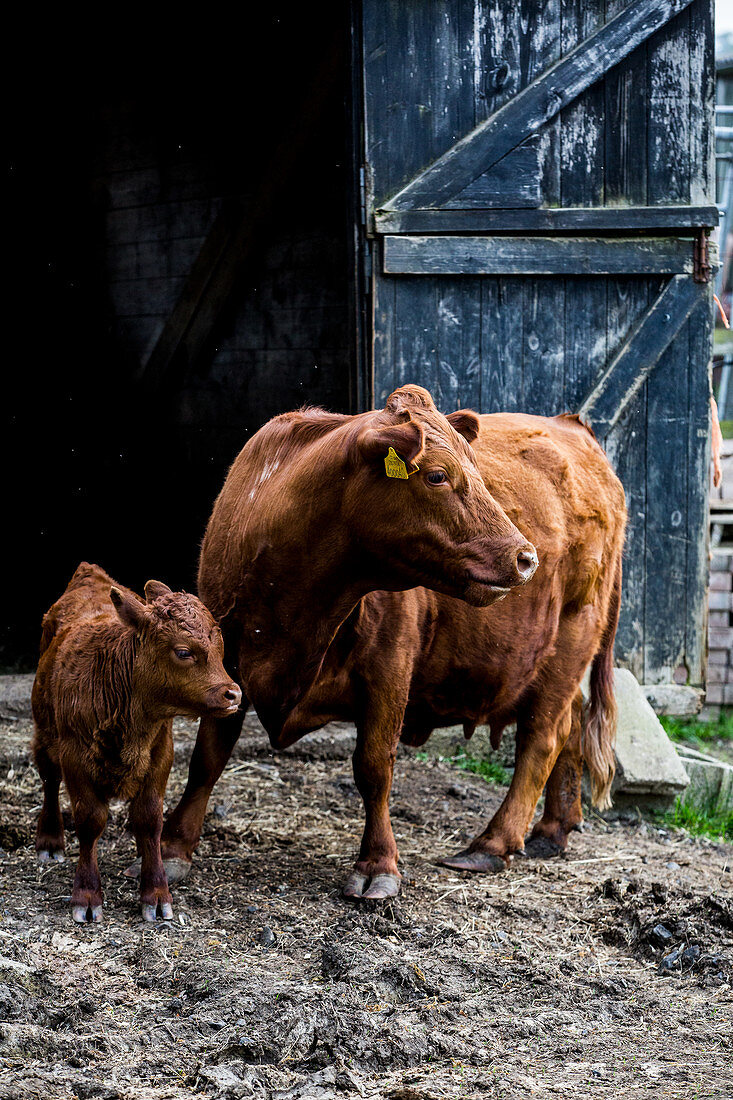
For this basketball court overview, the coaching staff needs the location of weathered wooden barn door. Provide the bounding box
[358,0,716,690]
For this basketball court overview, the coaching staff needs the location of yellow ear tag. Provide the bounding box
[384,447,419,479]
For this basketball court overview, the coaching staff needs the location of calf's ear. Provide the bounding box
[144,579,172,603]
[447,409,480,444]
[110,587,148,631]
[357,417,425,467]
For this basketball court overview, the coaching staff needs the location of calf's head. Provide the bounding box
[346,385,537,607]
[110,582,242,717]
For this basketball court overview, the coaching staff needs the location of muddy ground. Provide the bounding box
[0,710,732,1100]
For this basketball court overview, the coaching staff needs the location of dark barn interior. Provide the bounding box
[4,11,356,666]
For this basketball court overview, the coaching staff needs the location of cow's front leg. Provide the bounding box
[442,702,573,873]
[65,773,108,923]
[523,691,584,858]
[344,701,405,901]
[157,706,246,879]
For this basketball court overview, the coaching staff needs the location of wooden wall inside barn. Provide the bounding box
[4,12,354,666]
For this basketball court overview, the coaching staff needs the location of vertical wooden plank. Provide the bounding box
[522,279,565,415]
[688,0,715,206]
[685,288,713,685]
[563,277,607,411]
[643,310,690,683]
[604,278,658,680]
[604,0,647,206]
[436,280,482,410]
[480,278,524,414]
[373,271,396,406]
[392,276,439,397]
[524,0,562,207]
[473,1,523,125]
[560,0,605,207]
[647,5,691,205]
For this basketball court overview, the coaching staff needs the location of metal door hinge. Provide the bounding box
[693,229,711,284]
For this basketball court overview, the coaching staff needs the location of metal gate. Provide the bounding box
[357,0,717,689]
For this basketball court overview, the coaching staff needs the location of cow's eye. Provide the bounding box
[174,647,194,661]
[426,470,448,486]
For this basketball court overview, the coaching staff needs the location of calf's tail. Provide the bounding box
[583,552,622,810]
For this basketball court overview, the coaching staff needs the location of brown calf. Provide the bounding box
[32,563,241,922]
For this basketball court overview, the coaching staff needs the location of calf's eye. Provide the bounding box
[174,647,194,661]
[426,470,448,486]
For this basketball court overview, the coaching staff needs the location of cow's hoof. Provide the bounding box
[520,836,565,860]
[440,848,507,873]
[37,849,65,864]
[72,904,103,924]
[141,901,174,922]
[343,871,401,900]
[125,858,191,885]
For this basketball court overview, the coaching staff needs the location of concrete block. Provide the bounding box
[710,571,732,591]
[711,549,733,571]
[675,746,733,818]
[611,669,689,801]
[707,649,729,666]
[709,589,733,611]
[709,628,733,649]
[708,589,730,616]
[640,683,703,716]
[0,674,34,721]
[709,610,730,627]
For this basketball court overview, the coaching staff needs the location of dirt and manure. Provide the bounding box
[0,712,731,1099]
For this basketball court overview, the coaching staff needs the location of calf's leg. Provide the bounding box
[523,691,584,858]
[33,739,65,862]
[159,707,246,875]
[65,774,108,923]
[129,724,175,921]
[344,698,405,901]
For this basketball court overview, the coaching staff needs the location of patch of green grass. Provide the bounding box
[659,712,733,748]
[415,749,511,786]
[448,752,512,786]
[660,796,733,842]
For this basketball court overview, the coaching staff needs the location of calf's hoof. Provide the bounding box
[343,871,401,900]
[520,835,565,860]
[125,857,192,885]
[37,849,65,864]
[141,901,174,922]
[71,904,103,924]
[440,848,507,873]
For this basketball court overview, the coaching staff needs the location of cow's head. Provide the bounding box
[346,385,537,607]
[110,582,242,717]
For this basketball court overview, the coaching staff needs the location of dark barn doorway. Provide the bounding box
[4,10,357,666]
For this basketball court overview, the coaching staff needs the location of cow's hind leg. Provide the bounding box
[523,690,584,859]
[33,737,66,862]
[65,774,108,923]
[442,695,573,873]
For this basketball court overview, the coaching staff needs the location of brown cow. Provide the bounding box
[32,563,241,922]
[156,385,624,899]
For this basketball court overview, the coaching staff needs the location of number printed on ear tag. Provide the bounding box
[384,447,409,479]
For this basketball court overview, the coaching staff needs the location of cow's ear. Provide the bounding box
[357,417,425,468]
[447,409,480,445]
[110,587,148,630]
[144,579,172,603]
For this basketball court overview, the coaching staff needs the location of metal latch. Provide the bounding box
[693,228,711,284]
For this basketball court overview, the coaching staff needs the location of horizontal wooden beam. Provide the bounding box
[374,205,719,235]
[383,0,695,211]
[577,275,708,433]
[382,235,696,276]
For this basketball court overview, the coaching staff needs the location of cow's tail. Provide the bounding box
[583,552,622,811]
